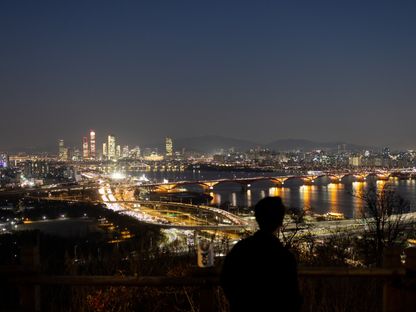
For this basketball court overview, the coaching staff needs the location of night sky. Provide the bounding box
[1,1,416,150]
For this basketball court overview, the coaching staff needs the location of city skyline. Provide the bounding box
[2,1,416,150]
[0,132,412,154]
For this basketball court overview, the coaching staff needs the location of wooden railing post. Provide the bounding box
[187,266,217,312]
[19,245,41,312]
[401,247,416,311]
[382,247,402,312]
[382,247,416,312]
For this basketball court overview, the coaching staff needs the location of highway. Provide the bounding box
[98,183,248,231]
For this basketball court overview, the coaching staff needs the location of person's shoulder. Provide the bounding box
[231,235,255,250]
[278,245,297,265]
[227,235,257,255]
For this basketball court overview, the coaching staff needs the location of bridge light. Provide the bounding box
[311,180,315,183]
[163,179,169,184]
[209,186,213,190]
[111,172,126,180]
[247,184,251,188]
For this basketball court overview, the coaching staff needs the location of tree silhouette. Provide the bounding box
[355,183,410,266]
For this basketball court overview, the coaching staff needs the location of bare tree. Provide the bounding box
[355,183,410,265]
[280,206,311,249]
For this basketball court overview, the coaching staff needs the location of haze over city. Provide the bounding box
[2,1,416,150]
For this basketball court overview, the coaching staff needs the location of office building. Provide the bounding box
[130,146,141,159]
[58,139,67,161]
[103,143,107,159]
[0,153,9,168]
[122,145,129,158]
[165,137,173,157]
[82,137,89,160]
[108,135,116,160]
[90,130,96,160]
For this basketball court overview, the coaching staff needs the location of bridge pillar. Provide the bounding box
[271,179,284,187]
[240,183,251,192]
[329,176,343,184]
[201,182,219,193]
[302,178,313,185]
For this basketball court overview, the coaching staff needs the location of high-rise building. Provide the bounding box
[108,135,116,160]
[103,143,108,159]
[82,137,89,160]
[349,156,362,167]
[0,153,9,168]
[73,149,81,161]
[165,137,173,157]
[383,147,390,159]
[116,145,121,159]
[122,145,129,158]
[90,130,96,160]
[130,146,141,159]
[58,139,67,161]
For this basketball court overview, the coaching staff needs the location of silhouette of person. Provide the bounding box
[220,197,301,312]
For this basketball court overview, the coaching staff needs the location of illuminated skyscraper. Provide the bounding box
[108,135,116,160]
[116,145,121,159]
[0,153,9,168]
[103,143,107,159]
[122,145,129,158]
[58,139,66,161]
[90,130,96,160]
[165,137,173,157]
[130,146,141,159]
[83,137,89,160]
[73,149,81,161]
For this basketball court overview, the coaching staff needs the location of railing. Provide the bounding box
[2,247,416,312]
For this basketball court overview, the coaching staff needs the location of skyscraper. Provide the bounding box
[122,145,129,158]
[90,130,96,160]
[73,149,81,161]
[165,137,173,157]
[130,146,141,159]
[58,139,66,161]
[108,135,116,160]
[0,153,9,168]
[116,145,121,159]
[83,137,89,160]
[103,143,107,160]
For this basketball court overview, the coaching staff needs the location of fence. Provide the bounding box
[2,247,416,312]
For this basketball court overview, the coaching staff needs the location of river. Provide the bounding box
[132,170,416,219]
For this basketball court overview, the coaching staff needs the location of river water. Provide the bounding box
[133,170,416,219]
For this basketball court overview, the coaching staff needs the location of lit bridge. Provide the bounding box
[139,171,406,193]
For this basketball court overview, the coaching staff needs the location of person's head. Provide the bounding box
[254,197,285,233]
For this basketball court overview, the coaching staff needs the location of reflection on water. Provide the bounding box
[327,183,340,213]
[208,179,416,219]
[209,192,221,206]
[299,185,312,212]
[231,193,237,207]
[246,190,252,207]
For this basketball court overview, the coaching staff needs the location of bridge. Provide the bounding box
[139,171,407,192]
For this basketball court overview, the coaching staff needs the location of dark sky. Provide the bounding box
[1,0,416,150]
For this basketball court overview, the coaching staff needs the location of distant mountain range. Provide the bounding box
[173,135,373,154]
